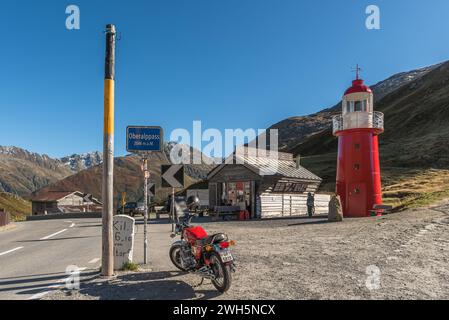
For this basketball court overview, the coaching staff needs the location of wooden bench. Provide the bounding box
[212,206,242,221]
[369,204,393,216]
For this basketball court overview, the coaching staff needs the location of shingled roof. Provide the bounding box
[208,147,322,182]
[29,190,102,205]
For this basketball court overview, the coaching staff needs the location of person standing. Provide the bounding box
[307,192,315,218]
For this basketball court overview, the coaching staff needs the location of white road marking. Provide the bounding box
[69,223,75,228]
[88,258,100,264]
[0,246,24,257]
[40,229,67,240]
[28,291,51,300]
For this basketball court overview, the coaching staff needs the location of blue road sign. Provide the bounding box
[126,126,163,153]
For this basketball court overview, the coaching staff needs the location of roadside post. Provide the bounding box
[142,159,149,264]
[126,126,163,264]
[102,24,116,277]
[161,165,185,233]
[171,187,175,232]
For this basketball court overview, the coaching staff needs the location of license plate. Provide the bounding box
[219,250,234,263]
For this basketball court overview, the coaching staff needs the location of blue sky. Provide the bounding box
[1,0,449,158]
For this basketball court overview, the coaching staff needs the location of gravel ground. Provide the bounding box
[45,201,449,300]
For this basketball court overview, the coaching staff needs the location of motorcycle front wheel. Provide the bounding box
[210,252,232,293]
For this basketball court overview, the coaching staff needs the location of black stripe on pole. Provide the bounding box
[105,24,116,80]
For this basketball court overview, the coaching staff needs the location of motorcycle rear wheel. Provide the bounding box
[169,244,188,271]
[210,252,232,293]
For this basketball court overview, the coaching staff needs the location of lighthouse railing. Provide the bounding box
[332,115,344,133]
[373,111,384,130]
[332,111,384,134]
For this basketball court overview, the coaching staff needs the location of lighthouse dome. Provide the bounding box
[344,79,372,96]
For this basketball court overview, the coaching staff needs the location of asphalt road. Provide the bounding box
[0,216,174,300]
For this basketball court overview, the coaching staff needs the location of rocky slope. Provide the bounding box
[60,152,103,172]
[0,146,74,196]
[0,147,104,196]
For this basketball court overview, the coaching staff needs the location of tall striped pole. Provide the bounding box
[102,24,116,277]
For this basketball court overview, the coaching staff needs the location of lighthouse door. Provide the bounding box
[348,182,367,217]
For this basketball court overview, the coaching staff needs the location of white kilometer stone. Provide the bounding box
[113,215,135,270]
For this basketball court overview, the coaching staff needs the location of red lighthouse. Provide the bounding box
[333,68,384,217]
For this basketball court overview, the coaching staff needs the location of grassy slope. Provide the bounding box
[0,193,31,221]
[303,154,449,211]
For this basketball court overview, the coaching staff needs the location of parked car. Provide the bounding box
[136,202,145,214]
[117,202,142,217]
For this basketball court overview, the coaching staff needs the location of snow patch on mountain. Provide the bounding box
[60,152,103,171]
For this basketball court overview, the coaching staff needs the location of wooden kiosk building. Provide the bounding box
[207,147,329,219]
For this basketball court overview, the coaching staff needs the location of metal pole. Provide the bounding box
[101,24,116,277]
[171,187,175,233]
[143,158,149,264]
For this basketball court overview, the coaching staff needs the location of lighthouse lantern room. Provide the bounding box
[333,67,384,217]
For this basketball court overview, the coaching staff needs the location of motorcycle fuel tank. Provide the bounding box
[184,226,208,241]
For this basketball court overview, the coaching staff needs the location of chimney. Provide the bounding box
[295,155,301,168]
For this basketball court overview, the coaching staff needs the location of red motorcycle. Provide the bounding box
[169,197,236,293]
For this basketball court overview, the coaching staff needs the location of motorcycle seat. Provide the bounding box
[203,233,228,245]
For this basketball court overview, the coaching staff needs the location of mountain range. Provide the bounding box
[0,146,102,195]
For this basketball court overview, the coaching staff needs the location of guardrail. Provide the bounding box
[26,212,101,221]
[332,111,384,134]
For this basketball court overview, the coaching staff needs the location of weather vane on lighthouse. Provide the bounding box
[352,64,362,80]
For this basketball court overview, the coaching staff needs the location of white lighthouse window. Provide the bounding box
[353,100,368,112]
[346,101,354,113]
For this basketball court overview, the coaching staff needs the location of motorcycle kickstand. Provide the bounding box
[192,277,205,288]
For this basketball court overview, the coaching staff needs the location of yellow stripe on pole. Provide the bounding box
[104,79,115,134]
